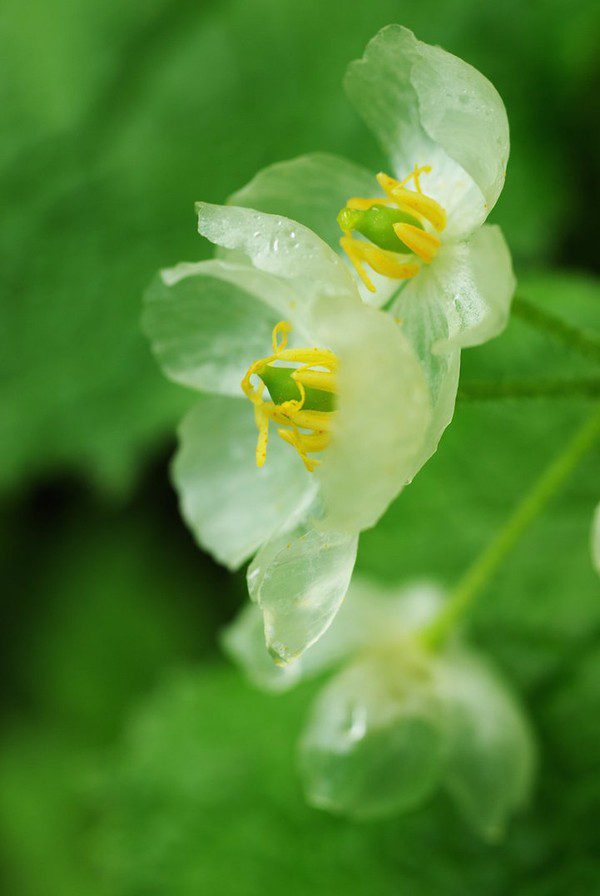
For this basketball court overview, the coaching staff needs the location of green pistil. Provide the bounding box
[258,365,335,412]
[337,203,423,252]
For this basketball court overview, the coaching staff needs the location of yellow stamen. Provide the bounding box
[292,367,337,393]
[241,321,338,472]
[338,164,447,294]
[281,430,331,452]
[276,347,339,370]
[376,172,447,232]
[271,407,334,432]
[401,163,431,193]
[277,429,330,473]
[393,223,441,264]
[346,196,392,211]
[272,319,292,351]
[340,234,419,293]
[254,404,270,468]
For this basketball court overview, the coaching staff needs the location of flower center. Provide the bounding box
[337,164,447,293]
[241,321,338,473]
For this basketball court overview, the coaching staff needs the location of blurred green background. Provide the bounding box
[1,1,599,893]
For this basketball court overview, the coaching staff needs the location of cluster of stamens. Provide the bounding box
[338,164,447,292]
[241,322,338,473]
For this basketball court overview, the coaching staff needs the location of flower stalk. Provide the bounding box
[512,296,600,366]
[458,377,600,401]
[422,404,600,648]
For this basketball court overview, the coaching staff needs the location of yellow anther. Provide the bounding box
[346,196,392,211]
[284,430,331,452]
[340,234,419,293]
[393,223,441,264]
[254,405,270,468]
[400,163,432,192]
[270,406,334,432]
[376,172,446,232]
[278,429,331,473]
[292,367,337,393]
[391,188,447,233]
[276,347,339,371]
[376,171,402,199]
[339,164,447,293]
[241,321,338,472]
[272,320,291,351]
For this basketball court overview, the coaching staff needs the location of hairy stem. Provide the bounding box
[421,404,600,648]
[512,296,600,366]
[458,377,600,401]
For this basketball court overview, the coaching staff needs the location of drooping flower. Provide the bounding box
[224,579,535,839]
[227,25,516,460]
[144,204,432,665]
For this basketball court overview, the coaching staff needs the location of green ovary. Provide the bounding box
[258,365,335,412]
[337,204,423,252]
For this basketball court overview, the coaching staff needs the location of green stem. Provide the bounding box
[458,377,600,401]
[512,296,600,366]
[421,404,600,648]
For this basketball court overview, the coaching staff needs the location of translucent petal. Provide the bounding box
[247,520,358,665]
[173,395,315,570]
[345,25,509,236]
[439,649,536,840]
[196,203,359,332]
[225,153,389,307]
[392,282,461,478]
[313,300,431,531]
[592,504,600,575]
[393,224,515,353]
[221,602,305,693]
[143,260,301,395]
[227,153,375,257]
[221,598,359,693]
[300,654,446,819]
[223,578,444,692]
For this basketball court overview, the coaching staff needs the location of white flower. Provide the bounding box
[144,205,432,664]
[227,24,516,463]
[144,24,516,666]
[224,579,535,838]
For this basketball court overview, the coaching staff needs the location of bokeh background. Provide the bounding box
[2,1,599,893]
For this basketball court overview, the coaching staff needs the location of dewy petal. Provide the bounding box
[225,154,390,308]
[592,503,600,576]
[143,259,303,395]
[173,395,315,571]
[246,520,358,666]
[223,578,444,693]
[196,203,360,331]
[227,153,375,257]
[394,224,515,353]
[221,603,306,693]
[345,25,509,236]
[313,300,431,532]
[299,654,446,819]
[221,595,363,694]
[438,648,535,840]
